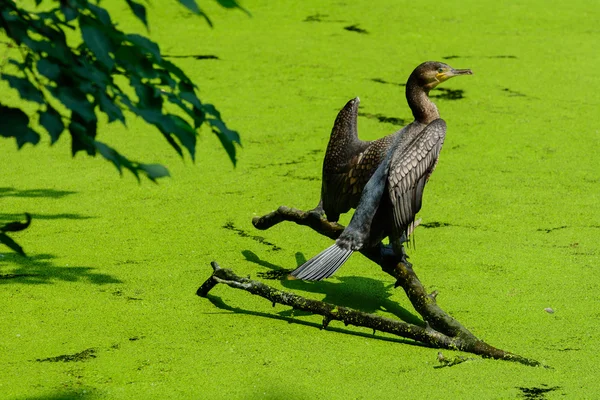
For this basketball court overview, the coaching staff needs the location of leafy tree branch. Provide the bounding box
[0,0,245,181]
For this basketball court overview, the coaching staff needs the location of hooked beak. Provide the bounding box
[448,68,473,76]
[436,68,473,83]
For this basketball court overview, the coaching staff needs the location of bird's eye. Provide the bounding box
[437,68,444,73]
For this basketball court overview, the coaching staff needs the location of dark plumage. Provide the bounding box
[318,61,471,223]
[294,62,472,281]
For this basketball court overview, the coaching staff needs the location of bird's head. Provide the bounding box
[410,61,472,91]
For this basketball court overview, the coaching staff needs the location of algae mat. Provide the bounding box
[1,0,599,398]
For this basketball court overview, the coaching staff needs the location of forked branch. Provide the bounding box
[196,206,543,366]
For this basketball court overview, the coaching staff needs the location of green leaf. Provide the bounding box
[208,118,241,144]
[94,140,124,174]
[179,0,213,28]
[208,118,241,166]
[157,70,176,88]
[161,59,190,82]
[139,164,170,181]
[157,129,183,157]
[23,36,68,60]
[1,11,29,45]
[37,58,61,81]
[153,114,196,159]
[87,3,113,26]
[1,73,45,104]
[164,92,202,127]
[94,141,170,182]
[180,89,203,110]
[70,58,110,92]
[192,106,205,129]
[165,114,197,160]
[39,106,65,144]
[8,58,25,70]
[80,15,114,70]
[17,128,41,148]
[201,103,222,119]
[214,0,239,8]
[50,86,96,122]
[116,45,157,79]
[126,34,161,61]
[60,2,79,22]
[69,113,97,156]
[177,0,202,16]
[0,104,40,148]
[215,0,251,14]
[33,18,67,43]
[0,233,26,256]
[125,0,148,29]
[98,93,125,124]
[131,77,162,109]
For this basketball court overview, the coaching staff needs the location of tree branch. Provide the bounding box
[254,206,544,365]
[198,261,542,366]
[252,206,344,240]
[253,206,474,338]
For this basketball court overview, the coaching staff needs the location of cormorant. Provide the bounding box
[317,61,471,223]
[293,61,472,280]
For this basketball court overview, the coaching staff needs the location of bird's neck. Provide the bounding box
[406,78,439,125]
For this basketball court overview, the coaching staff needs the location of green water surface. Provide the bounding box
[1,1,599,398]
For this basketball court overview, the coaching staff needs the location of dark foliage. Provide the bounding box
[0,0,247,181]
[0,0,247,254]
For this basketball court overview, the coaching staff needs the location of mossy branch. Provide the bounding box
[198,261,541,366]
[197,206,544,366]
[253,207,476,339]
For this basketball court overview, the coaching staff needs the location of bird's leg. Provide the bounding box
[307,199,326,220]
[391,233,412,269]
[399,244,412,268]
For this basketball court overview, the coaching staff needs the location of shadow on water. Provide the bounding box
[0,212,93,222]
[206,294,423,347]
[517,385,561,399]
[0,187,77,199]
[241,250,423,326]
[0,253,122,285]
[163,54,219,60]
[0,187,93,222]
[14,390,100,400]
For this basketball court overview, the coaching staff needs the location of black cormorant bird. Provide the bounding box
[317,61,472,223]
[293,61,472,280]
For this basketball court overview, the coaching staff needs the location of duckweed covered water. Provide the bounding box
[1,1,599,398]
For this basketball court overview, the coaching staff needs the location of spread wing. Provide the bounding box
[387,119,447,239]
[292,148,395,281]
[322,134,395,220]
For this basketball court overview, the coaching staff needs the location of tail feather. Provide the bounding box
[291,244,354,281]
[316,246,349,280]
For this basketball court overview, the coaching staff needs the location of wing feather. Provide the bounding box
[387,119,447,240]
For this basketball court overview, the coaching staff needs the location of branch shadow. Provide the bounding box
[0,253,122,285]
[14,390,100,400]
[241,250,424,326]
[205,294,427,348]
[0,212,94,222]
[0,187,77,199]
[1,186,92,223]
